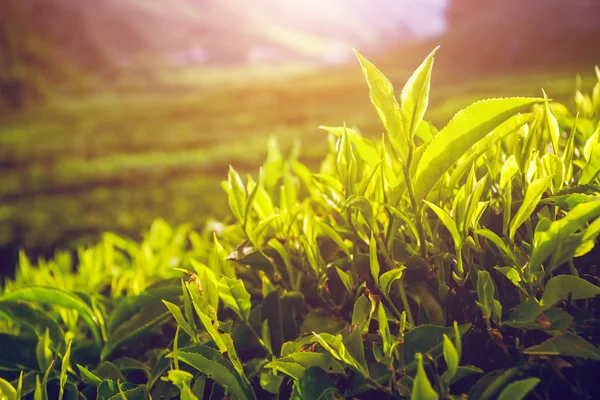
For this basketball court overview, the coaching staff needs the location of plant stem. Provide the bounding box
[376,236,415,326]
[245,321,273,358]
[403,146,428,261]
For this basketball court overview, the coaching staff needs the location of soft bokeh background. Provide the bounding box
[1,0,599,272]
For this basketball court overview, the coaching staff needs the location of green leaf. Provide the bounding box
[400,46,439,139]
[1,287,101,344]
[228,166,247,222]
[408,283,446,326]
[579,143,600,185]
[264,360,305,380]
[218,276,251,322]
[0,302,66,355]
[442,334,458,384]
[509,176,553,241]
[404,323,471,370]
[500,155,520,190]
[101,301,172,360]
[290,366,343,400]
[449,365,483,386]
[334,267,353,295]
[0,378,17,400]
[497,378,540,400]
[193,303,227,353]
[411,353,438,400]
[262,290,303,356]
[171,345,256,400]
[523,332,600,360]
[312,332,366,376]
[476,229,519,267]
[106,286,181,334]
[504,299,572,331]
[354,50,407,162]
[530,199,600,273]
[576,216,600,256]
[379,267,406,297]
[260,372,284,395]
[494,266,522,290]
[165,370,199,400]
[376,302,393,355]
[351,293,375,335]
[424,201,461,249]
[36,359,54,400]
[77,364,102,386]
[475,270,501,322]
[413,97,543,200]
[279,353,345,375]
[540,275,600,310]
[369,233,380,285]
[58,340,72,400]
[163,300,196,340]
[35,329,53,372]
[341,195,375,230]
[317,221,351,258]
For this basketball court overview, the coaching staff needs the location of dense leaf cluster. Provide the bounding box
[1,49,600,399]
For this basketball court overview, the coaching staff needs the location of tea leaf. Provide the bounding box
[379,267,406,297]
[579,143,600,185]
[530,199,600,273]
[411,353,438,400]
[1,287,101,344]
[424,201,461,249]
[290,366,343,400]
[354,50,407,162]
[414,97,544,200]
[0,302,66,354]
[509,176,553,241]
[280,353,345,375]
[442,334,459,384]
[228,166,247,222]
[369,233,380,285]
[218,276,251,322]
[163,300,196,340]
[35,329,53,372]
[102,302,172,360]
[170,345,256,400]
[540,275,600,310]
[0,378,17,400]
[352,293,375,335]
[165,370,199,400]
[497,378,540,400]
[404,323,471,369]
[400,46,438,139]
[523,332,600,360]
[58,340,72,400]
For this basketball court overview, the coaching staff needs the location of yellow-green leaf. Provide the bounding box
[400,47,439,139]
[413,97,544,200]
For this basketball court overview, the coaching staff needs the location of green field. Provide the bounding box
[0,59,596,256]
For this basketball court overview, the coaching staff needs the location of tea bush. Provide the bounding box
[1,48,600,399]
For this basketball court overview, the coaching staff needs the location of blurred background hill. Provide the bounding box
[1,0,599,272]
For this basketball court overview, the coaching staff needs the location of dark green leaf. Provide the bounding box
[497,378,540,400]
[290,366,343,400]
[404,323,471,370]
[523,332,600,360]
[170,345,256,400]
[540,275,600,310]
